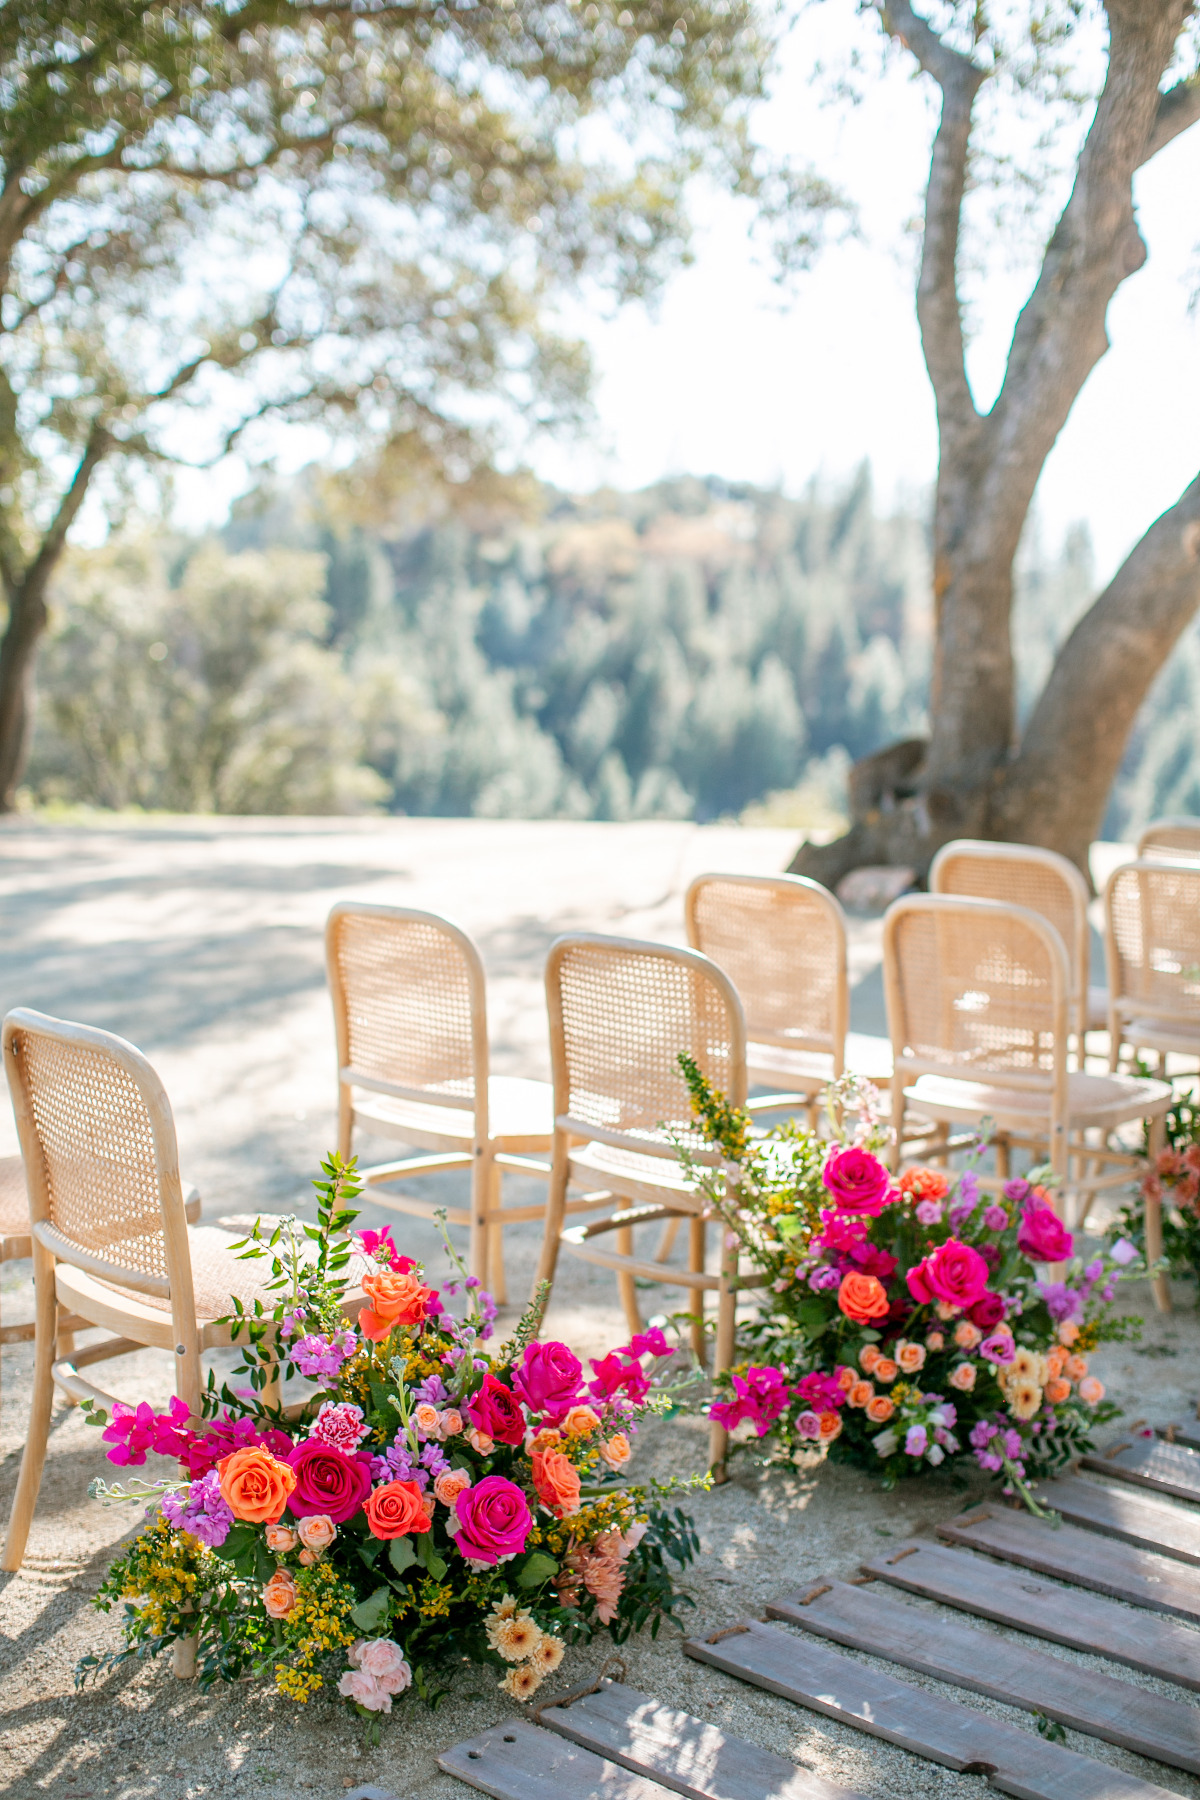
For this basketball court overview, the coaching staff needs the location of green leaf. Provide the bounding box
[515,1551,559,1590]
[211,1522,257,1566]
[388,1535,417,1575]
[416,1533,448,1581]
[350,1586,391,1632]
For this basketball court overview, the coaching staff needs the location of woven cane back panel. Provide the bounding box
[331,911,476,1099]
[1109,863,1200,1018]
[888,907,1060,1075]
[16,1029,169,1280]
[1138,822,1200,861]
[933,851,1081,983]
[555,944,741,1151]
[689,878,840,1048]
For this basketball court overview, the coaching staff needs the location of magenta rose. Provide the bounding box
[969,1291,1007,1330]
[452,1475,532,1565]
[511,1341,583,1419]
[466,1372,526,1446]
[286,1440,374,1522]
[822,1147,891,1216]
[906,1238,989,1312]
[1017,1204,1074,1263]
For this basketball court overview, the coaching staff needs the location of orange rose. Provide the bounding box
[1064,1354,1089,1381]
[359,1267,436,1341]
[847,1380,874,1409]
[866,1395,895,1424]
[817,1410,842,1442]
[1058,1320,1080,1346]
[1078,1376,1105,1405]
[859,1345,882,1373]
[297,1514,336,1552]
[218,1446,297,1525]
[562,1405,601,1437]
[1044,1377,1071,1404]
[874,1358,898,1384]
[529,1427,563,1453]
[838,1273,889,1326]
[434,1469,471,1507]
[532,1447,582,1517]
[265,1523,297,1554]
[1045,1347,1067,1378]
[364,1478,433,1540]
[898,1167,950,1202]
[949,1362,976,1392]
[601,1432,632,1470]
[441,1409,464,1436]
[262,1568,297,1619]
[414,1403,442,1437]
[836,1365,856,1392]
[896,1340,926,1373]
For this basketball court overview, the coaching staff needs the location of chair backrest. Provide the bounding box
[545,935,746,1161]
[1104,859,1200,1027]
[883,895,1070,1094]
[326,903,489,1128]
[1137,818,1200,862]
[2,1008,194,1309]
[685,872,847,1063]
[929,839,1089,1033]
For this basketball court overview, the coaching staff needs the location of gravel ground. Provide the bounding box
[0,816,1197,1800]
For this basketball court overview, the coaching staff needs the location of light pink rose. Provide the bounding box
[796,1410,822,1441]
[358,1638,413,1694]
[441,1409,464,1436]
[338,1668,392,1712]
[297,1513,337,1552]
[434,1469,471,1507]
[264,1524,297,1554]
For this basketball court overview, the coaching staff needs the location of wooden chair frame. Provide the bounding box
[883,896,1172,1309]
[1104,858,1200,1075]
[534,933,764,1475]
[929,838,1099,1045]
[0,1011,270,1600]
[1137,818,1200,862]
[685,871,849,1127]
[327,902,555,1303]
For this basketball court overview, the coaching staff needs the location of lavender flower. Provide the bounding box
[414,1374,448,1406]
[420,1442,449,1478]
[161,1470,234,1548]
[1036,1281,1083,1323]
[291,1329,356,1381]
[982,1205,1008,1231]
[904,1425,928,1457]
[1110,1237,1138,1266]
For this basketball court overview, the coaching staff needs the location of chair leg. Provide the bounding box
[486,1161,507,1307]
[889,1078,905,1174]
[616,1220,642,1338]
[708,1234,739,1482]
[994,1134,1010,1179]
[654,1216,682,1264]
[533,1137,570,1299]
[1,1247,58,1571]
[689,1217,706,1366]
[468,1148,490,1286]
[1146,1112,1172,1314]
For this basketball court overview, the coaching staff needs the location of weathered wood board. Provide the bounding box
[767,1577,1200,1775]
[540,1678,869,1800]
[1159,1423,1200,1454]
[439,1718,678,1800]
[938,1503,1200,1621]
[1082,1437,1200,1505]
[685,1620,1183,1800]
[1031,1475,1200,1565]
[861,1538,1200,1692]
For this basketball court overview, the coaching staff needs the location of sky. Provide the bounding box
[527,10,1200,587]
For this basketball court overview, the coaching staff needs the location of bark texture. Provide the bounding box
[792,0,1200,887]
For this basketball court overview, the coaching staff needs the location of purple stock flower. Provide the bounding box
[415,1374,448,1406]
[291,1330,357,1381]
[161,1470,234,1548]
[808,1266,841,1292]
[982,1205,1008,1231]
[915,1199,943,1226]
[371,1441,429,1489]
[1002,1178,1032,1204]
[420,1441,449,1478]
[1037,1281,1083,1323]
[969,1420,997,1449]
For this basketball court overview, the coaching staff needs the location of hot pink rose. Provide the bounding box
[452,1475,532,1565]
[286,1440,374,1523]
[822,1147,891,1216]
[465,1373,525,1446]
[511,1341,583,1419]
[1017,1204,1074,1263]
[906,1238,989,1312]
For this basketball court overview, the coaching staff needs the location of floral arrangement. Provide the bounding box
[677,1059,1143,1506]
[80,1156,701,1718]
[1119,1081,1200,1288]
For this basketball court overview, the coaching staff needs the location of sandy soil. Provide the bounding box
[0,816,1196,1800]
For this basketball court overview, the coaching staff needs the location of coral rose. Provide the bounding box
[562,1405,601,1436]
[601,1432,632,1469]
[466,1373,526,1446]
[531,1447,582,1517]
[365,1479,433,1540]
[836,1365,856,1392]
[434,1469,471,1507]
[823,1147,892,1215]
[414,1403,442,1438]
[1078,1376,1105,1405]
[262,1568,297,1619]
[358,1266,436,1341]
[865,1395,895,1424]
[1058,1320,1080,1346]
[954,1320,982,1350]
[218,1446,297,1524]
[859,1345,882,1373]
[1044,1377,1071,1404]
[873,1358,898,1384]
[441,1409,464,1436]
[896,1340,926,1373]
[287,1440,373,1523]
[296,1513,337,1552]
[847,1380,874,1408]
[453,1476,533,1566]
[949,1362,976,1391]
[837,1272,889,1325]
[265,1523,297,1553]
[1064,1353,1088,1381]
[817,1410,843,1442]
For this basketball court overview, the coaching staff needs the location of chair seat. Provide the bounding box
[1085,984,1110,1033]
[904,1069,1172,1133]
[352,1074,554,1152]
[846,1032,894,1082]
[747,1042,835,1090]
[1119,1015,1200,1056]
[567,1139,700,1210]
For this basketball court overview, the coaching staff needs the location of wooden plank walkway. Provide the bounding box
[938,1503,1200,1621]
[539,1679,870,1800]
[1031,1474,1200,1565]
[1159,1422,1200,1453]
[1082,1437,1200,1505]
[767,1577,1200,1776]
[439,1718,678,1800]
[862,1537,1200,1690]
[685,1620,1182,1800]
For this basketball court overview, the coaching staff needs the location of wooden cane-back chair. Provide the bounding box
[883,896,1172,1306]
[1137,818,1200,861]
[685,872,848,1124]
[0,1010,286,1580]
[0,1157,33,1416]
[929,839,1103,1042]
[1105,859,1200,1073]
[535,934,757,1473]
[327,903,554,1302]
